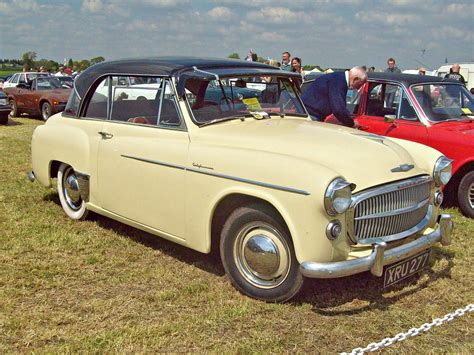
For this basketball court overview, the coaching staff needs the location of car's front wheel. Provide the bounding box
[41,102,52,120]
[220,204,303,302]
[57,163,89,220]
[458,171,474,218]
[9,99,18,118]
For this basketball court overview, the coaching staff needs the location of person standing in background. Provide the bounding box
[385,58,401,74]
[445,64,466,85]
[280,52,292,71]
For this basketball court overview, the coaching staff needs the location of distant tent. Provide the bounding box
[324,68,334,73]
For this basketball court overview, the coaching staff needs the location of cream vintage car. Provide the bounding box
[29,57,454,302]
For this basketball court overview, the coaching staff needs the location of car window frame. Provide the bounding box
[79,74,187,131]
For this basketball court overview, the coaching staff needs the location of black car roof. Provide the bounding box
[75,56,300,98]
[367,72,460,86]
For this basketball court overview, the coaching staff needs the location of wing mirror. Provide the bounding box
[384,114,396,124]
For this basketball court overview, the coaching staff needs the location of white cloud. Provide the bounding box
[82,0,103,12]
[248,7,307,24]
[142,0,188,7]
[258,31,288,42]
[355,11,420,25]
[208,6,233,19]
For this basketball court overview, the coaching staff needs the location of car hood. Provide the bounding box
[192,118,430,191]
[432,120,474,135]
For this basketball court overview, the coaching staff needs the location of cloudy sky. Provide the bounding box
[0,0,473,70]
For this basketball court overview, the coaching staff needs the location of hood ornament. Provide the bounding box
[391,164,414,172]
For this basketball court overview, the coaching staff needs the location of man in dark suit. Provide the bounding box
[301,66,367,127]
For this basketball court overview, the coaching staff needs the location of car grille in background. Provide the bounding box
[350,177,432,244]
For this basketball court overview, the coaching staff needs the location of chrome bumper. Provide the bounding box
[300,214,453,279]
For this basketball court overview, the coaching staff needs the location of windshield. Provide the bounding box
[410,83,474,122]
[185,75,306,125]
[36,77,63,90]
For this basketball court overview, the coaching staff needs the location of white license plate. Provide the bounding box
[383,250,431,288]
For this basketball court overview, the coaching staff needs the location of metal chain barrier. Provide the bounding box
[342,303,474,354]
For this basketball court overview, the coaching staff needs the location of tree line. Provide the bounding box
[0,52,105,72]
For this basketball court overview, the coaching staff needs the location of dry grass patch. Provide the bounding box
[0,117,472,353]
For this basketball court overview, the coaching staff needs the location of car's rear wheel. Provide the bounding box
[9,99,18,118]
[458,171,474,218]
[220,204,303,302]
[57,163,89,220]
[41,102,52,120]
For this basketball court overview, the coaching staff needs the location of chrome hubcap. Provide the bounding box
[234,222,290,289]
[63,167,82,210]
[469,182,474,209]
[42,104,51,119]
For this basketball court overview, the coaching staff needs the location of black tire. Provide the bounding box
[220,203,303,302]
[457,171,474,218]
[0,113,7,125]
[9,99,18,118]
[41,101,52,121]
[57,163,89,220]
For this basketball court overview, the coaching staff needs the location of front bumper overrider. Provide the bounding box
[300,214,453,278]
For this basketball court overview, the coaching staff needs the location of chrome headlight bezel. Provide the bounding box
[433,156,453,187]
[324,178,355,216]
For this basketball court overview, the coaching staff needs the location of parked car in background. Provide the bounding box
[4,76,71,120]
[302,73,474,218]
[0,91,9,124]
[29,57,453,302]
[436,63,474,90]
[3,72,50,89]
[57,76,74,88]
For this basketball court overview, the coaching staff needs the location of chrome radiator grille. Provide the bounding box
[349,176,432,244]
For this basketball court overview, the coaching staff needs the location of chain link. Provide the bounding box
[342,303,474,354]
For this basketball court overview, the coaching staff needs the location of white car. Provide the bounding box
[3,72,51,89]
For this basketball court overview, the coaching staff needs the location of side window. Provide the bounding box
[366,83,401,117]
[366,83,384,116]
[346,88,360,114]
[158,80,182,127]
[64,90,80,117]
[84,76,109,120]
[19,74,27,84]
[110,75,162,125]
[11,74,20,84]
[399,92,418,121]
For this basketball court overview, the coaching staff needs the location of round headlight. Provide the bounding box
[324,178,354,215]
[433,156,453,187]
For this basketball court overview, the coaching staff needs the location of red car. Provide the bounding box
[302,73,474,217]
[5,76,71,120]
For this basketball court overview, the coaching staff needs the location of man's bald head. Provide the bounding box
[349,66,368,89]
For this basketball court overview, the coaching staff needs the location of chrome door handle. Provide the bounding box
[98,131,114,139]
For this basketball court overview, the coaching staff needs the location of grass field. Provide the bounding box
[0,116,472,353]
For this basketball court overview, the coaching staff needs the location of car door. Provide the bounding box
[97,76,189,239]
[357,82,428,145]
[22,79,39,113]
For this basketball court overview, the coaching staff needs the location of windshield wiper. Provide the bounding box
[199,114,255,127]
[199,112,273,127]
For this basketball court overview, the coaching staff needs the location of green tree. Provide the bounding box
[67,58,73,68]
[251,52,258,62]
[21,51,37,71]
[228,53,240,59]
[79,59,91,70]
[90,56,105,65]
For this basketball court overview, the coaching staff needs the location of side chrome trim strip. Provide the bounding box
[121,154,310,196]
[121,155,185,171]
